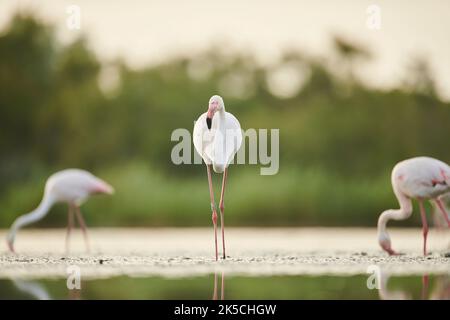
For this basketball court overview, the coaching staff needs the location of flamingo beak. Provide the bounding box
[93,182,115,195]
[206,116,212,130]
[102,183,115,195]
[7,240,15,253]
[379,240,398,256]
[206,103,217,130]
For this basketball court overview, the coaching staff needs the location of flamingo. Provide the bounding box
[193,95,242,260]
[6,169,114,253]
[378,157,450,256]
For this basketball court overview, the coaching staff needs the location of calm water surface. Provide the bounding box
[0,273,448,300]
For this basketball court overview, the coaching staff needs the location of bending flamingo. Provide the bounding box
[6,169,114,253]
[378,157,450,256]
[193,95,242,260]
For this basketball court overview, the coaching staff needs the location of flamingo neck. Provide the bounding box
[377,191,412,237]
[7,193,55,244]
[378,209,401,235]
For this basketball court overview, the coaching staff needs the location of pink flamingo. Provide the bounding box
[6,169,114,253]
[378,157,450,256]
[193,95,242,260]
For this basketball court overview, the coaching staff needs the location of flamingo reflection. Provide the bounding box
[212,270,225,300]
[12,279,51,300]
[378,271,449,300]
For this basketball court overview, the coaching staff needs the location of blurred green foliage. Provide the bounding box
[1,13,449,227]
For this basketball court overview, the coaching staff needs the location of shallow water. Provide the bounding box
[0,228,448,299]
[0,273,448,300]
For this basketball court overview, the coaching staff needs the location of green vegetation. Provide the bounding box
[1,13,449,227]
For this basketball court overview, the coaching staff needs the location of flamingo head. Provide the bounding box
[206,95,224,129]
[378,232,397,255]
[91,180,115,195]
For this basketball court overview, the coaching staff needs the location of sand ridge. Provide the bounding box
[0,228,448,279]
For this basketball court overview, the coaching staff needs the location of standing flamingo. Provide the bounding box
[193,95,242,260]
[378,157,450,256]
[6,169,114,253]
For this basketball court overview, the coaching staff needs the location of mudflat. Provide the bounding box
[0,228,448,279]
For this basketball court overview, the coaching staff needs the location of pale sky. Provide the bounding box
[1,0,450,100]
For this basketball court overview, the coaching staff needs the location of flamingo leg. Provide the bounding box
[207,165,218,261]
[219,169,228,259]
[65,205,74,254]
[435,198,450,227]
[74,206,91,253]
[418,200,429,256]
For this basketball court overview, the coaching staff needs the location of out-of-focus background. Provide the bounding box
[1,0,450,228]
